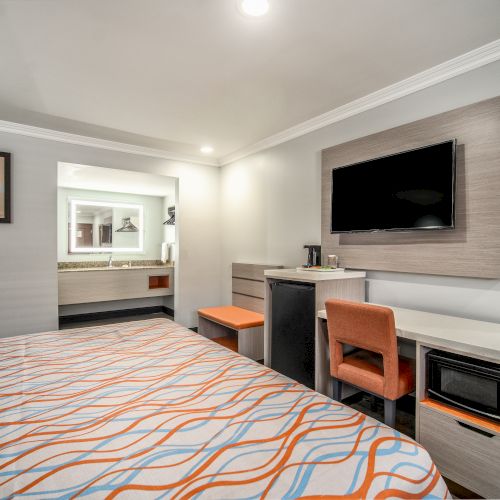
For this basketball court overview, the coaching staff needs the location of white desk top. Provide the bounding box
[265,268,366,282]
[318,305,500,362]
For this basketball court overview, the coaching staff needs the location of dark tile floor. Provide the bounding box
[59,312,173,329]
[342,392,415,437]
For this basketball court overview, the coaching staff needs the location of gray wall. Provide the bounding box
[2,61,500,337]
[0,134,221,337]
[220,61,500,323]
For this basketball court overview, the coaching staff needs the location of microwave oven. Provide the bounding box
[427,349,500,422]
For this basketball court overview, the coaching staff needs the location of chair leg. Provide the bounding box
[384,398,396,428]
[332,378,342,402]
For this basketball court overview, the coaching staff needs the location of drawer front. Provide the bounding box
[232,278,265,299]
[232,293,264,314]
[419,405,500,498]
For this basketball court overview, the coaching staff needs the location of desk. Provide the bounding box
[316,305,500,498]
[317,306,500,362]
[316,305,500,399]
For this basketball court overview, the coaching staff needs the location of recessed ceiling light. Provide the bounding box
[240,0,269,17]
[200,145,214,154]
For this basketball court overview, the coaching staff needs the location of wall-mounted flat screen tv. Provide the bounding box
[330,139,456,233]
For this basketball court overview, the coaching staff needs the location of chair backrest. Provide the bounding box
[325,299,399,397]
[231,263,283,313]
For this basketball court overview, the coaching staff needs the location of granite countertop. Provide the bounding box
[58,264,174,273]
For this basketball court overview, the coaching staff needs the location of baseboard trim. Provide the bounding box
[163,306,174,317]
[59,305,174,326]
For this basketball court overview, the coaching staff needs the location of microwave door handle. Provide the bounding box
[427,389,500,422]
[456,421,495,438]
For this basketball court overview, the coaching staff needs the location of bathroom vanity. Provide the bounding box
[58,264,174,305]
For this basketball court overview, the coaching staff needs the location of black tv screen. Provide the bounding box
[330,139,456,233]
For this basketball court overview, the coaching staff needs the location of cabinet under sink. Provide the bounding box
[58,267,174,305]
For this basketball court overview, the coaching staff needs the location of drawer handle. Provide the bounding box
[428,389,499,420]
[457,421,495,438]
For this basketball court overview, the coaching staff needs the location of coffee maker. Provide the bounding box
[303,245,321,267]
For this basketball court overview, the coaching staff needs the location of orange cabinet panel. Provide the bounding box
[149,275,169,289]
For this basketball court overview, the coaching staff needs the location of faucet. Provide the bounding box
[108,255,113,268]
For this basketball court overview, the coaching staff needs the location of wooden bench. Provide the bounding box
[198,263,282,360]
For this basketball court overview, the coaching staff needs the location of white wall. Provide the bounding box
[220,61,500,323]
[2,61,500,338]
[57,187,165,262]
[0,134,221,337]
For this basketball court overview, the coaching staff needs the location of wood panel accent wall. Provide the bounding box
[321,96,500,278]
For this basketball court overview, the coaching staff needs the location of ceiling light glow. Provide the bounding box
[240,0,269,17]
[200,145,214,154]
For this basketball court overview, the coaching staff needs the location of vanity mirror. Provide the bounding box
[69,200,144,253]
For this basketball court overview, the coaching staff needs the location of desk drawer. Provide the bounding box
[419,404,500,498]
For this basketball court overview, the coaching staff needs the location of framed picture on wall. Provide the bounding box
[0,152,11,223]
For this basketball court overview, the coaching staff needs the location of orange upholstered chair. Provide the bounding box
[325,299,415,427]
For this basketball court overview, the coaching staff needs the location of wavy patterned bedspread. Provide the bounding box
[0,318,449,499]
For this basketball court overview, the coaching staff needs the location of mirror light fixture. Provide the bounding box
[69,199,144,253]
[240,0,269,17]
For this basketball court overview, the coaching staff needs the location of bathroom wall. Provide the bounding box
[56,187,177,317]
[57,187,165,262]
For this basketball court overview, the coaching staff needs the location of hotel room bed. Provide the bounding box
[0,318,449,499]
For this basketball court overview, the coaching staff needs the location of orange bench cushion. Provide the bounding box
[198,306,264,330]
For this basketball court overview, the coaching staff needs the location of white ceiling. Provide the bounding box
[1,0,500,161]
[58,162,176,198]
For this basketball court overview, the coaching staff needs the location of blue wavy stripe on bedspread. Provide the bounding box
[0,318,450,499]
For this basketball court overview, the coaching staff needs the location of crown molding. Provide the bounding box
[0,120,219,167]
[219,39,500,165]
[1,40,499,168]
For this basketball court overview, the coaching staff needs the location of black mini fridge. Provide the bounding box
[270,281,315,389]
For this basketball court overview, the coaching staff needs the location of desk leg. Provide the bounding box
[415,342,432,442]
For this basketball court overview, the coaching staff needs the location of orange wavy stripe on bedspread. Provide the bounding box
[0,319,450,499]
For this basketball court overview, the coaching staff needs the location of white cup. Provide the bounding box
[327,255,338,268]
